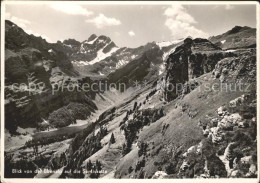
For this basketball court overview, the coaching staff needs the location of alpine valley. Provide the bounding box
[4,20,257,179]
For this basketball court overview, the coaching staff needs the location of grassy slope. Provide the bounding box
[115,71,247,178]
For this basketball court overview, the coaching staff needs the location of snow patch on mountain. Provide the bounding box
[72,46,120,67]
[156,39,184,49]
[224,49,236,53]
[48,49,54,53]
[162,46,178,61]
[85,36,99,45]
[87,47,119,65]
[116,59,129,69]
[159,64,165,75]
[72,61,89,66]
[131,55,137,59]
[79,44,85,53]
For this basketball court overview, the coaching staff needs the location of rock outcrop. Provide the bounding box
[163,38,234,101]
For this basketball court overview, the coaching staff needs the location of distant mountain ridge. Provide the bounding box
[209,26,256,50]
[63,35,185,77]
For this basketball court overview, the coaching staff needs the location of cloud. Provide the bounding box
[50,4,93,16]
[176,13,196,24]
[86,14,121,29]
[225,5,234,10]
[128,31,135,37]
[164,5,208,39]
[164,5,185,17]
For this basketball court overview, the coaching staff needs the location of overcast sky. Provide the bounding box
[5,3,257,48]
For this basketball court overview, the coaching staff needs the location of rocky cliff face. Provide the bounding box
[163,38,235,101]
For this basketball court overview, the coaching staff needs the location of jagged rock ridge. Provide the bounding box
[209,26,256,50]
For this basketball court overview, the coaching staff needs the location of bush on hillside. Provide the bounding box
[48,102,91,128]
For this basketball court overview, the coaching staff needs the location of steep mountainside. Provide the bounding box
[34,45,255,179]
[163,38,234,101]
[209,26,256,50]
[58,44,256,179]
[4,23,257,179]
[107,42,165,88]
[4,19,183,134]
[5,20,97,133]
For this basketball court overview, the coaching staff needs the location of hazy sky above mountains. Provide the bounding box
[5,3,257,47]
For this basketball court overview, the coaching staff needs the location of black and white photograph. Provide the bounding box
[1,1,259,181]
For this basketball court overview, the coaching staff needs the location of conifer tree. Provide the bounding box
[110,133,116,144]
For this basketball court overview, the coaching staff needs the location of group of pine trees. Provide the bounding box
[121,102,164,156]
[86,159,102,178]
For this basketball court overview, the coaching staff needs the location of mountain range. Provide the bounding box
[4,20,257,179]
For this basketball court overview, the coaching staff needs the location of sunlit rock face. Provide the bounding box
[163,37,237,102]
